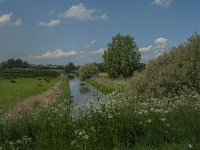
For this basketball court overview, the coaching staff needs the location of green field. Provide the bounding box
[0,77,57,112]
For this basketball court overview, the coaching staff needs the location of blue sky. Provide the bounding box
[0,0,200,65]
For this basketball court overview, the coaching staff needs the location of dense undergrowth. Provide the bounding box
[128,33,200,97]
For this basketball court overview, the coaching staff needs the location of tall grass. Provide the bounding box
[0,76,73,150]
[1,76,200,149]
[85,77,127,94]
[72,92,200,149]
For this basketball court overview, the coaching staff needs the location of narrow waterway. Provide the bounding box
[68,73,104,115]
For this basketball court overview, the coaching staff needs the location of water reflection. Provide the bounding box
[68,73,104,115]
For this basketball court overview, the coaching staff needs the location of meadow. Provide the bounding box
[0,77,58,112]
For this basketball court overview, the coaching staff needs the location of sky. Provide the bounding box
[0,0,200,65]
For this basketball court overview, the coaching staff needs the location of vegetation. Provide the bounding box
[0,77,58,112]
[0,68,60,78]
[79,63,99,80]
[0,59,30,69]
[103,33,141,78]
[127,33,200,97]
[0,76,72,150]
[85,76,127,94]
[0,33,200,149]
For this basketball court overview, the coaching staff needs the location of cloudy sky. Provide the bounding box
[0,0,200,65]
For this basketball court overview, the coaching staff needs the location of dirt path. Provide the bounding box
[6,80,62,119]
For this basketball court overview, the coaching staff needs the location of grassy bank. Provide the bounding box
[85,76,127,94]
[72,92,200,149]
[0,77,58,112]
[0,75,72,150]
[0,76,200,149]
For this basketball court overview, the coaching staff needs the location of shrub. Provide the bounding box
[10,79,16,83]
[79,64,99,80]
[127,33,200,97]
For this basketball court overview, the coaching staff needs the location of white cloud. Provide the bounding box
[39,19,61,27]
[89,48,106,54]
[156,52,163,58]
[100,13,108,20]
[62,3,108,21]
[139,45,153,53]
[139,37,168,62]
[0,12,12,25]
[84,40,96,48]
[14,19,23,26]
[29,49,78,59]
[154,37,168,48]
[152,0,173,7]
[139,37,168,54]
[0,12,22,26]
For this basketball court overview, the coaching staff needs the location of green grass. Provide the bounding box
[0,77,58,112]
[1,76,200,149]
[0,76,72,150]
[85,76,127,94]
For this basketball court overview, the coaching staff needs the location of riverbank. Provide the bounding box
[85,76,127,94]
[1,74,200,149]
[0,75,72,149]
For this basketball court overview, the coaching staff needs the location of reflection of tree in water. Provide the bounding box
[79,82,90,94]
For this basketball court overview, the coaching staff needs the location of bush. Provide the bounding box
[79,64,99,80]
[10,79,16,83]
[127,33,200,97]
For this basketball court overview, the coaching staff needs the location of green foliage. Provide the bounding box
[65,62,76,73]
[103,33,141,78]
[85,76,127,94]
[79,63,99,80]
[128,33,200,97]
[0,58,30,69]
[0,68,60,78]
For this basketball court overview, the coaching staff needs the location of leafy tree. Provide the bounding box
[103,33,141,78]
[65,62,76,73]
[79,63,99,80]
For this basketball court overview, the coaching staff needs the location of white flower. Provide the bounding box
[147,119,152,123]
[166,124,170,127]
[84,135,89,140]
[108,114,113,119]
[188,144,193,148]
[160,118,166,122]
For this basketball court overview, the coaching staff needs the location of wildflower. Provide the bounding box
[108,114,113,119]
[147,119,152,123]
[166,124,170,127]
[160,118,166,122]
[71,140,76,145]
[83,135,89,140]
[188,144,193,148]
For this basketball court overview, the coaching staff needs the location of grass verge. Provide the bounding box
[0,77,57,112]
[0,75,72,150]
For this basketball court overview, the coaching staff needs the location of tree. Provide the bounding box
[103,33,141,78]
[65,62,76,73]
[79,63,99,80]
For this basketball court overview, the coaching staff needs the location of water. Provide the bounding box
[68,73,104,115]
